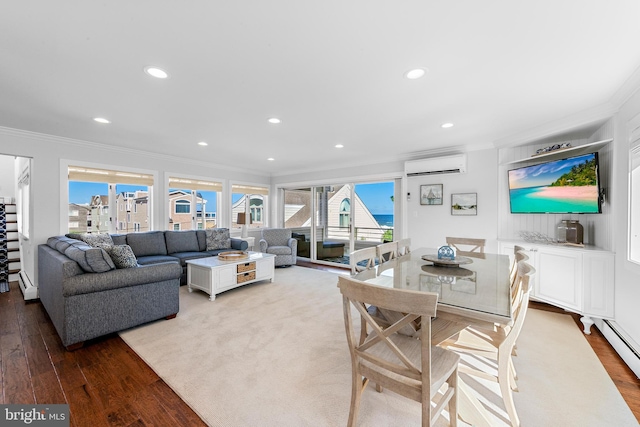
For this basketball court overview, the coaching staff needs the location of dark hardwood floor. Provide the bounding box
[2,268,639,425]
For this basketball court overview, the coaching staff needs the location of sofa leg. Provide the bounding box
[166,313,177,320]
[66,342,84,351]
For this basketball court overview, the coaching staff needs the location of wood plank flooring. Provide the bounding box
[2,269,639,425]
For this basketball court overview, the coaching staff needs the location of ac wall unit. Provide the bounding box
[404,154,467,176]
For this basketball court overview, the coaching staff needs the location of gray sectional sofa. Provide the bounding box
[38,229,248,350]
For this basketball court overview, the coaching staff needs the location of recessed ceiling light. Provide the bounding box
[198,141,208,146]
[441,122,454,128]
[405,68,427,79]
[335,144,344,148]
[267,118,281,124]
[144,66,169,79]
[267,157,275,161]
[93,117,111,124]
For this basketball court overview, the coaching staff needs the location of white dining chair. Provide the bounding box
[397,238,411,256]
[440,260,535,427]
[377,241,398,263]
[349,247,377,275]
[338,275,459,427]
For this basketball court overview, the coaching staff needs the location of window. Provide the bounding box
[232,184,269,229]
[68,165,153,234]
[169,177,222,231]
[339,198,350,228]
[175,199,191,214]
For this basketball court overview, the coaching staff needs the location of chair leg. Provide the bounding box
[498,348,520,427]
[509,357,519,391]
[347,372,363,427]
[448,369,458,427]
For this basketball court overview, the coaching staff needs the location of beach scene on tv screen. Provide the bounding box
[508,153,600,213]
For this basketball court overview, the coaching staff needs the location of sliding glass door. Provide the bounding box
[283,180,395,267]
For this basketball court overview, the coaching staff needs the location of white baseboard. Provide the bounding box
[599,319,640,379]
[18,271,38,300]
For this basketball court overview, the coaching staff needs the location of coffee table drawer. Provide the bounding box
[237,271,256,283]
[237,261,256,273]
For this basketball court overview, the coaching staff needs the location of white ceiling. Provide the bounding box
[2,1,640,176]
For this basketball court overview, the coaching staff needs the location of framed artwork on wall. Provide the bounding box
[420,184,443,205]
[451,193,477,215]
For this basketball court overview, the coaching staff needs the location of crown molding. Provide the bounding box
[492,103,617,148]
[0,125,271,177]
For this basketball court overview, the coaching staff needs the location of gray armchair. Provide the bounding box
[259,228,297,267]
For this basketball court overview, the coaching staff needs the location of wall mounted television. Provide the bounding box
[508,152,602,214]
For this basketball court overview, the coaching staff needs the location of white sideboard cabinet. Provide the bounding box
[499,241,614,334]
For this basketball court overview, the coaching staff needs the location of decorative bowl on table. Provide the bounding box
[421,254,473,267]
[218,251,249,261]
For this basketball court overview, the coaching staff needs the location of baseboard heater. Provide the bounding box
[18,270,38,300]
[602,319,640,379]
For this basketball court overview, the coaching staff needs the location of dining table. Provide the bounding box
[352,247,512,427]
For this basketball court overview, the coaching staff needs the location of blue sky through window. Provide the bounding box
[355,182,394,215]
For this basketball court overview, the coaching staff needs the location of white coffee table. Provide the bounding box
[186,251,276,301]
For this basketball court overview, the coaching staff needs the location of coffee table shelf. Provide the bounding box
[186,251,276,301]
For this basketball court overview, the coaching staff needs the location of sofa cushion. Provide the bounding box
[196,230,207,251]
[206,228,231,250]
[64,241,116,273]
[48,236,81,253]
[111,234,127,246]
[136,255,181,266]
[169,251,211,267]
[126,231,168,257]
[266,246,294,256]
[108,245,138,269]
[78,232,114,249]
[165,230,200,254]
[261,228,292,246]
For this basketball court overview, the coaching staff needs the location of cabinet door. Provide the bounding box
[583,252,615,318]
[215,264,237,291]
[536,247,582,311]
[255,256,275,280]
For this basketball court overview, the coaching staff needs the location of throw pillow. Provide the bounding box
[108,245,138,269]
[206,228,231,250]
[79,232,114,249]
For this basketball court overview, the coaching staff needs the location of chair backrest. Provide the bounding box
[510,250,529,303]
[397,238,411,256]
[337,276,458,426]
[261,228,292,246]
[350,247,377,275]
[506,261,536,345]
[445,237,486,255]
[377,241,398,262]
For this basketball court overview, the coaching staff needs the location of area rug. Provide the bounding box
[120,266,638,427]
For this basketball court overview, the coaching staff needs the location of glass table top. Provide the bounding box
[353,247,512,323]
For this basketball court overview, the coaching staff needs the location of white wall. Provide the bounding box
[611,84,640,361]
[406,148,499,252]
[0,154,16,201]
[0,127,271,290]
